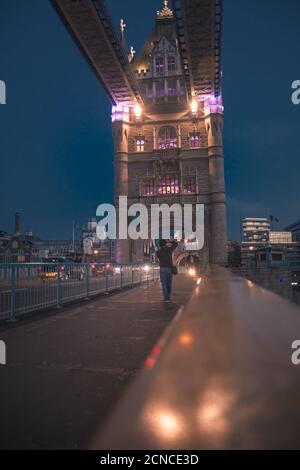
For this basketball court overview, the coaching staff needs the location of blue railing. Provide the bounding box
[0,263,159,321]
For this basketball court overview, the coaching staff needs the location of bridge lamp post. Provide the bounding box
[134,104,142,121]
[191,100,198,117]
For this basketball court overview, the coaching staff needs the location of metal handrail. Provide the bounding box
[92,265,300,450]
[0,262,159,321]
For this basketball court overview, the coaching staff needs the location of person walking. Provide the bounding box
[156,239,178,302]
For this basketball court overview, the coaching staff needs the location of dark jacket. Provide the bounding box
[156,241,178,268]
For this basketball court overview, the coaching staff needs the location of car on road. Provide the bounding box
[40,258,84,282]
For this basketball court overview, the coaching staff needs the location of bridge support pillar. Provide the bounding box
[113,119,130,264]
[205,108,228,265]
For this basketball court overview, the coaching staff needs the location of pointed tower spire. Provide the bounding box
[119,18,132,62]
[157,0,174,20]
[120,18,126,34]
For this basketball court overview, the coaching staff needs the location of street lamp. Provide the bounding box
[191,100,198,116]
[134,104,142,121]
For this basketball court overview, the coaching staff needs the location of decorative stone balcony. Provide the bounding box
[154,148,180,159]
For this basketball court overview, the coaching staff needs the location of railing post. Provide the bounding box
[105,267,109,294]
[9,265,16,322]
[85,264,90,299]
[56,266,61,308]
[120,266,123,289]
[132,266,134,286]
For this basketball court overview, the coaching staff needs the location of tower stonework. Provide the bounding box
[113,2,227,266]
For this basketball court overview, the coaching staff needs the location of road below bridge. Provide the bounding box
[0,273,195,449]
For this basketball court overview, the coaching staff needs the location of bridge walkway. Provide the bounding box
[0,273,195,449]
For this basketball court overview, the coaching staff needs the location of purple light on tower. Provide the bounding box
[204,95,224,116]
[111,104,129,122]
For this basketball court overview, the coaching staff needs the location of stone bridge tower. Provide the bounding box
[113,1,227,266]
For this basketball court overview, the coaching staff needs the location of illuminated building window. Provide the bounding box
[190,132,200,148]
[168,56,176,72]
[182,176,196,193]
[158,126,177,149]
[157,174,180,195]
[155,56,164,74]
[168,79,177,96]
[142,178,155,196]
[156,80,165,97]
[136,137,145,152]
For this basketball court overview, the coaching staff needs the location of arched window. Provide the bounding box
[189,132,201,148]
[158,126,177,149]
[135,137,145,152]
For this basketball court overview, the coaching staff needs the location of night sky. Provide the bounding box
[0,0,299,241]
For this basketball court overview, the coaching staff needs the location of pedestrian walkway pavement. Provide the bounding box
[0,273,195,449]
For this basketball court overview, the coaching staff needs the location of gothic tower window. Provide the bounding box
[142,178,155,196]
[135,137,145,152]
[157,174,180,195]
[156,79,165,97]
[158,126,177,149]
[168,56,176,72]
[155,56,164,74]
[182,175,196,193]
[168,79,177,96]
[189,132,201,148]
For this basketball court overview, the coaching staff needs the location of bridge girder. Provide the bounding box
[51,0,143,106]
[172,0,223,101]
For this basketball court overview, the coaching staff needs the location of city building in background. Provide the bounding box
[31,238,81,261]
[254,242,300,267]
[82,218,115,263]
[269,231,293,244]
[0,213,34,263]
[241,217,271,265]
[0,213,115,264]
[242,217,271,244]
[241,216,300,269]
[82,217,98,258]
[286,219,300,242]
